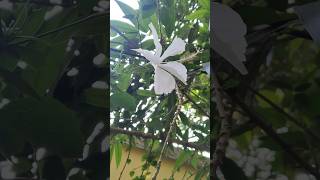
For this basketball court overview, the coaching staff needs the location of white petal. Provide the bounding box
[294,1,320,44]
[149,23,162,57]
[82,144,90,160]
[159,62,187,84]
[132,48,161,64]
[212,2,248,74]
[154,66,176,95]
[213,32,248,74]
[212,3,246,41]
[160,37,186,61]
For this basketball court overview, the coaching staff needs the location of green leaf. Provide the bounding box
[111,20,137,34]
[83,88,106,108]
[141,39,155,49]
[220,158,248,180]
[191,153,199,169]
[22,43,66,95]
[160,0,176,37]
[139,0,156,19]
[115,0,137,25]
[199,0,210,9]
[0,97,83,157]
[117,73,131,91]
[137,89,155,97]
[0,52,19,71]
[114,141,122,168]
[130,171,135,177]
[18,9,46,36]
[194,167,207,180]
[186,9,208,21]
[110,92,136,111]
[174,150,192,170]
[179,112,189,125]
[0,66,40,99]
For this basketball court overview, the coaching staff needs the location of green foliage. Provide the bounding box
[0,1,107,179]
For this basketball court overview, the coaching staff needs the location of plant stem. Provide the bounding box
[151,85,183,180]
[118,147,132,180]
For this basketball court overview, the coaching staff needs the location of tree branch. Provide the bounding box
[110,127,208,151]
[211,71,233,179]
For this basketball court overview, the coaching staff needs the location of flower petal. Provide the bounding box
[160,37,186,61]
[159,61,187,85]
[211,2,248,74]
[149,23,162,58]
[132,48,161,64]
[154,66,176,95]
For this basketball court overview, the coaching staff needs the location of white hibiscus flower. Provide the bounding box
[132,23,187,95]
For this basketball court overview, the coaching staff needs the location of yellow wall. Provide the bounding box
[110,146,205,180]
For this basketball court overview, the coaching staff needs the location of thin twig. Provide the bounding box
[156,0,162,42]
[152,85,183,180]
[118,147,132,180]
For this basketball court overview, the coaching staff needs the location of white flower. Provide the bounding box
[132,23,187,95]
